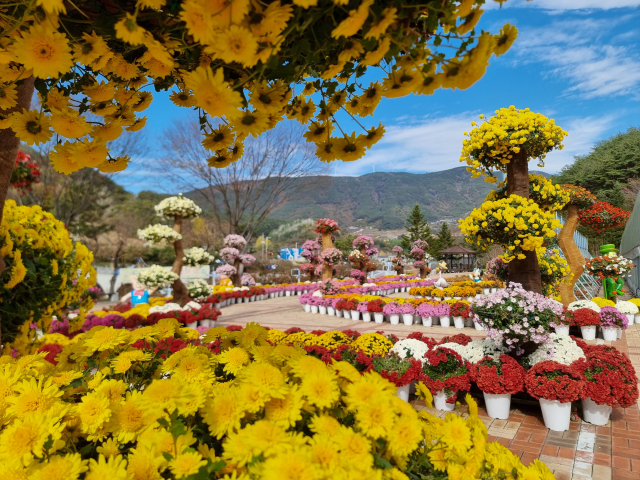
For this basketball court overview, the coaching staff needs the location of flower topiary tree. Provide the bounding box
[348,235,376,284]
[460,107,568,293]
[0,0,518,278]
[138,194,202,305]
[410,239,431,278]
[0,200,95,347]
[218,234,255,287]
[315,219,340,281]
[392,245,405,274]
[300,239,322,282]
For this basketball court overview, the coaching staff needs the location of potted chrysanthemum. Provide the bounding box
[599,306,627,341]
[421,347,471,411]
[399,303,416,326]
[372,353,423,402]
[332,297,343,317]
[472,354,525,419]
[357,301,370,322]
[367,299,385,323]
[551,308,574,337]
[416,302,434,327]
[450,302,470,329]
[570,308,600,340]
[616,300,639,326]
[383,302,402,325]
[525,360,584,431]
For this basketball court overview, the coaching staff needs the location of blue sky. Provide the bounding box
[117,0,640,192]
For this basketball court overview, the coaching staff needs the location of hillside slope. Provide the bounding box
[269,167,500,229]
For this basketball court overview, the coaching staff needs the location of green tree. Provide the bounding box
[400,204,432,251]
[431,222,455,258]
[334,234,356,253]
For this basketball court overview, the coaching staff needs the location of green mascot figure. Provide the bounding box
[600,244,625,301]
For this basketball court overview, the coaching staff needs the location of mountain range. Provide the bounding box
[268,167,504,229]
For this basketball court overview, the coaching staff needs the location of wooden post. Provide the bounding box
[558,204,583,306]
[171,215,189,306]
[505,148,543,294]
[322,233,333,281]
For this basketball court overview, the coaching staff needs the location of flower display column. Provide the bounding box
[349,236,375,284]
[219,235,255,287]
[410,240,431,278]
[137,194,202,306]
[392,246,405,275]
[300,239,321,282]
[314,219,340,281]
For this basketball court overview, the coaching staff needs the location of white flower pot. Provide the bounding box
[186,322,198,330]
[626,314,634,325]
[389,314,400,325]
[581,325,596,340]
[464,317,474,328]
[327,307,335,316]
[243,297,249,303]
[396,384,411,402]
[421,316,432,327]
[434,390,456,411]
[454,296,461,300]
[555,325,570,337]
[474,321,484,331]
[539,398,571,431]
[453,316,464,329]
[351,310,360,321]
[215,302,221,309]
[440,316,451,328]
[286,291,291,296]
[602,326,617,341]
[402,314,414,326]
[319,306,327,315]
[394,288,399,293]
[635,313,640,324]
[374,313,384,324]
[582,397,612,426]
[483,392,511,420]
[311,305,319,314]
[490,288,497,293]
[343,310,351,319]
[431,316,440,325]
[483,288,490,295]
[199,319,214,328]
[362,312,371,323]
[303,304,311,313]
[336,310,343,317]
[617,327,622,339]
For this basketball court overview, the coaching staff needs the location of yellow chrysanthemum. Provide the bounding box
[75,391,112,436]
[183,66,243,120]
[83,327,130,353]
[300,369,340,409]
[11,109,52,145]
[50,108,93,139]
[0,414,64,467]
[10,24,73,78]
[4,248,26,289]
[170,451,207,479]
[85,454,129,480]
[30,453,88,480]
[218,347,250,375]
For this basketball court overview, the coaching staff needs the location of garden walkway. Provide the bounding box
[214,294,640,480]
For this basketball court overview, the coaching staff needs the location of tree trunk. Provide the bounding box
[0,77,35,276]
[110,239,124,300]
[505,149,542,294]
[322,233,333,281]
[558,204,583,306]
[232,258,243,287]
[171,215,189,306]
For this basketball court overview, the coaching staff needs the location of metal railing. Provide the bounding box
[554,213,600,300]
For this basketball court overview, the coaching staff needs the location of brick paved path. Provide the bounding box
[204,294,640,479]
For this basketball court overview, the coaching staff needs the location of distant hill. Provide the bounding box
[267,167,501,229]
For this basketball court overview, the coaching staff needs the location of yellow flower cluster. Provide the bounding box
[461,106,568,181]
[591,297,616,308]
[486,174,570,212]
[0,1,517,172]
[459,194,562,263]
[539,249,572,297]
[0,320,548,480]
[0,200,95,342]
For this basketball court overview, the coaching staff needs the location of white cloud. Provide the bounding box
[488,0,640,11]
[337,111,619,177]
[514,17,640,99]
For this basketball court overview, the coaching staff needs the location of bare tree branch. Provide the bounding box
[159,118,328,245]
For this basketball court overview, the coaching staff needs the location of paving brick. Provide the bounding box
[594,453,613,467]
[523,415,539,425]
[509,441,542,454]
[542,445,559,456]
[558,447,576,460]
[628,439,640,449]
[572,461,593,477]
[506,421,522,430]
[613,437,630,448]
[575,451,594,464]
[580,424,597,433]
[612,469,639,480]
[553,472,571,480]
[514,431,530,441]
[631,459,640,472]
[492,419,507,428]
[613,456,631,471]
[539,454,574,467]
[520,452,538,466]
[592,465,613,480]
[597,426,612,435]
[530,432,547,444]
[496,437,511,447]
[508,448,523,458]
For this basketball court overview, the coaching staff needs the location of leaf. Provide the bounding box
[162,451,173,462]
[374,455,392,469]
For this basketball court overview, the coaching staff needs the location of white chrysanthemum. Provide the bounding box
[567,300,601,313]
[436,339,508,365]
[527,333,585,367]
[137,265,180,288]
[616,301,639,315]
[155,194,202,219]
[390,338,430,363]
[184,247,215,267]
[137,224,182,245]
[187,279,211,301]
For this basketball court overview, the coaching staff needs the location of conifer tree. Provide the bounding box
[400,204,432,251]
[431,222,455,258]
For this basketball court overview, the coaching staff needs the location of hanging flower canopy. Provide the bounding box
[0,0,516,174]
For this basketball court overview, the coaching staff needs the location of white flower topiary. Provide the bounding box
[183,247,215,267]
[187,279,211,301]
[137,224,182,245]
[155,194,202,219]
[136,265,179,288]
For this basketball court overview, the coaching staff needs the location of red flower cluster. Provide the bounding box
[10,151,40,193]
[367,299,385,313]
[450,302,471,318]
[38,343,64,365]
[407,332,438,349]
[438,333,472,346]
[571,308,600,327]
[560,184,597,209]
[472,355,525,395]
[314,218,340,234]
[525,361,584,402]
[379,358,423,387]
[578,201,630,234]
[337,299,358,311]
[421,347,471,403]
[573,345,638,408]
